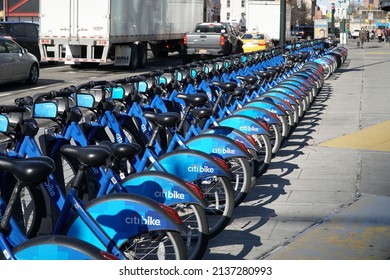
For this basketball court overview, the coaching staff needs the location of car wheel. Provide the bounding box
[26,64,39,84]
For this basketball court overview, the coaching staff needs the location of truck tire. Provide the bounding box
[150,43,168,58]
[129,44,139,70]
[137,43,147,68]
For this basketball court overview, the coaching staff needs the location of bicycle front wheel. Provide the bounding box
[2,185,45,238]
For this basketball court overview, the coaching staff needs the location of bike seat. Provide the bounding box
[266,70,277,78]
[0,156,55,184]
[284,62,294,70]
[245,84,260,92]
[176,93,209,107]
[99,141,141,160]
[211,81,237,92]
[226,87,245,98]
[253,71,270,79]
[267,66,283,74]
[191,108,213,120]
[143,111,180,127]
[235,75,258,85]
[60,145,111,167]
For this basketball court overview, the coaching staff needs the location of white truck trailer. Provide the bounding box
[245,0,291,45]
[38,0,204,68]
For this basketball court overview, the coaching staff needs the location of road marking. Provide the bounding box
[319,120,390,152]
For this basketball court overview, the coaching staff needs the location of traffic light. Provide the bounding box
[369,4,372,11]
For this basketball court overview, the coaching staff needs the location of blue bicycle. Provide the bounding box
[0,104,188,260]
[0,153,117,260]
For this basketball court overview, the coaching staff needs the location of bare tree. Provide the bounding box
[290,0,314,27]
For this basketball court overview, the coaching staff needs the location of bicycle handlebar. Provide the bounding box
[0,105,28,114]
[32,89,73,102]
[111,76,145,85]
[142,70,164,78]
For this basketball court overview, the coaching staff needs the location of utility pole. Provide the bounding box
[331,2,335,34]
[279,0,286,46]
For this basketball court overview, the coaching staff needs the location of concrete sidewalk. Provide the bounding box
[203,39,390,260]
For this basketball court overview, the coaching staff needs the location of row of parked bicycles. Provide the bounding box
[0,39,348,260]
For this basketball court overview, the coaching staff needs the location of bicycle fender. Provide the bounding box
[150,149,233,181]
[65,193,187,251]
[184,133,251,160]
[257,95,294,113]
[201,126,259,151]
[281,80,312,96]
[244,100,286,116]
[121,171,207,207]
[271,87,303,101]
[13,235,105,260]
[262,91,299,107]
[234,107,282,126]
[218,115,271,136]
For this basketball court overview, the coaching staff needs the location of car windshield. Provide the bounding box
[242,34,253,39]
[253,34,265,39]
[195,24,224,33]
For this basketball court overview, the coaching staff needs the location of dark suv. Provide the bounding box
[291,26,314,40]
[0,22,40,60]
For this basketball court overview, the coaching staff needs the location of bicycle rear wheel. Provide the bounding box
[175,203,209,260]
[251,134,273,177]
[119,230,187,260]
[195,176,234,239]
[227,156,254,207]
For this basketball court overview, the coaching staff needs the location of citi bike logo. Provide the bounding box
[239,125,259,132]
[188,164,215,173]
[212,146,236,155]
[43,181,56,197]
[141,124,151,138]
[154,190,185,200]
[115,133,123,143]
[125,215,161,226]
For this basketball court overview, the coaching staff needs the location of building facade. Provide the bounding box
[1,0,39,22]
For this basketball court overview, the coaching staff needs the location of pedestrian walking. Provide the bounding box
[377,29,383,43]
[359,27,366,48]
[366,29,370,42]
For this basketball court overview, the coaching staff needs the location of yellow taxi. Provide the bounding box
[241,33,273,53]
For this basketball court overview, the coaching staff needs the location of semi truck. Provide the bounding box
[245,0,291,45]
[38,0,204,68]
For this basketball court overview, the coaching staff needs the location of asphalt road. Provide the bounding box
[0,52,183,105]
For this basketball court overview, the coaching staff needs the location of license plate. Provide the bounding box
[198,49,208,54]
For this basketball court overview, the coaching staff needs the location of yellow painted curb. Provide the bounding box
[319,120,390,152]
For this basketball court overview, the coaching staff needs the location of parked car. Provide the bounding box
[291,26,314,40]
[241,33,273,52]
[0,21,40,61]
[0,37,40,85]
[351,29,360,39]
